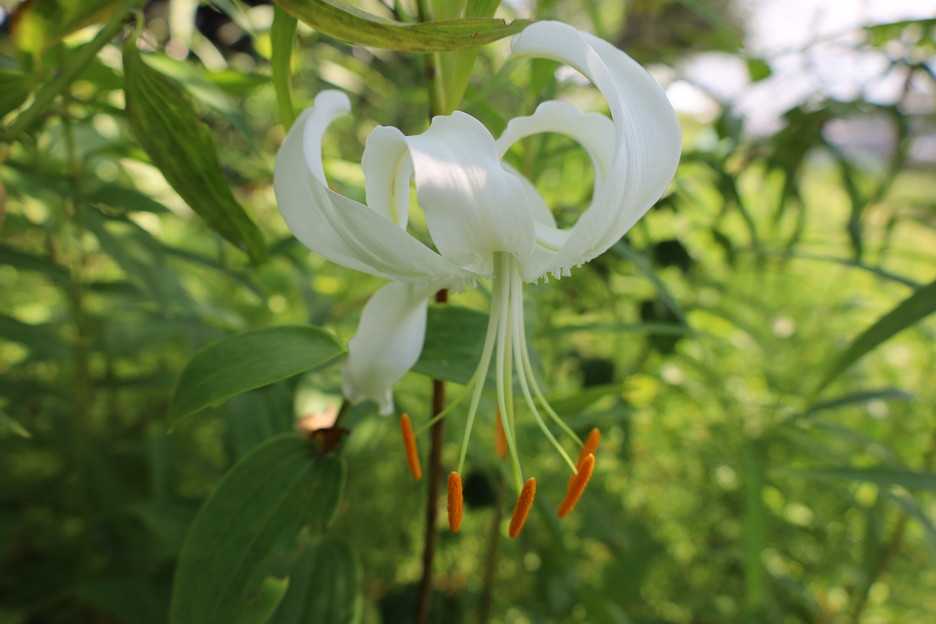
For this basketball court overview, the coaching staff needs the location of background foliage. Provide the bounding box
[1,1,935,623]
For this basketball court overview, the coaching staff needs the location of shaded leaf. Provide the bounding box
[271,539,362,624]
[412,304,487,384]
[170,435,344,624]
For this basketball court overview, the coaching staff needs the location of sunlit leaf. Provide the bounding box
[122,36,266,262]
[271,7,299,128]
[274,0,528,52]
[169,326,345,423]
[814,279,936,395]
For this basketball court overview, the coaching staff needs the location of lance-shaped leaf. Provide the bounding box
[122,37,266,261]
[274,0,528,52]
[271,539,362,624]
[814,279,936,395]
[169,326,345,423]
[429,0,501,114]
[170,435,344,624]
[271,6,299,128]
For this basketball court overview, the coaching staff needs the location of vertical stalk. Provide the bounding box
[416,288,447,624]
[743,438,767,622]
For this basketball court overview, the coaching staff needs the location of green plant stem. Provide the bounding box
[2,1,139,143]
[849,431,936,623]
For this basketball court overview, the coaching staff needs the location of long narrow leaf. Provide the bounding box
[814,279,936,395]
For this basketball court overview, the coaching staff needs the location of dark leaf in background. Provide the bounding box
[463,469,497,508]
[413,304,488,384]
[169,326,345,423]
[122,36,266,262]
[639,299,686,354]
[579,357,616,388]
[651,239,694,274]
[170,435,344,624]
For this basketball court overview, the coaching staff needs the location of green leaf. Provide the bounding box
[412,304,488,384]
[238,577,291,624]
[271,7,299,128]
[2,2,138,142]
[814,279,936,395]
[0,411,31,438]
[170,435,344,624]
[169,326,345,423]
[0,70,32,118]
[783,387,913,427]
[745,57,772,82]
[274,0,528,52]
[122,36,266,262]
[430,0,501,114]
[802,466,936,492]
[271,539,362,624]
[743,440,767,617]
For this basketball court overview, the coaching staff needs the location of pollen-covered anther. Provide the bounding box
[447,471,464,533]
[399,414,422,480]
[558,453,595,518]
[577,427,601,466]
[495,410,508,459]
[508,478,537,539]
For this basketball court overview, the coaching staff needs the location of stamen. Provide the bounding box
[495,410,508,458]
[508,477,537,539]
[447,471,463,533]
[578,428,601,466]
[399,413,422,480]
[558,453,595,518]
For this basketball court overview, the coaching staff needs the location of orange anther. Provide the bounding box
[399,414,422,480]
[578,427,601,466]
[558,453,595,518]
[508,478,537,539]
[495,410,508,458]
[447,472,463,533]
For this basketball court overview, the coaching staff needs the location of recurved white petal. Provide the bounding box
[510,22,682,278]
[343,282,432,415]
[362,125,413,229]
[274,91,472,287]
[404,112,539,276]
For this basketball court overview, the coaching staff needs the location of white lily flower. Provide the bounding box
[274,21,680,532]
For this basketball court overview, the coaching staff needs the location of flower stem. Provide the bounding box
[416,288,447,624]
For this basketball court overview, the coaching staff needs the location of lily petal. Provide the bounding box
[274,91,471,287]
[343,282,432,415]
[404,112,539,275]
[510,22,681,278]
[362,125,414,229]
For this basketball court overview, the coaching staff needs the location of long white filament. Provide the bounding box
[494,253,524,491]
[509,261,578,473]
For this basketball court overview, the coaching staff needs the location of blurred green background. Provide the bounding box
[1,1,935,623]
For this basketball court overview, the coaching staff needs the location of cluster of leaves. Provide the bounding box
[1,1,934,623]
